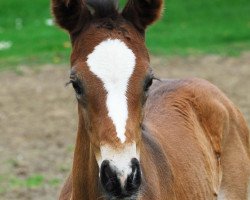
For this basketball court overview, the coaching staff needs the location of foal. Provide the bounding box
[51,0,250,199]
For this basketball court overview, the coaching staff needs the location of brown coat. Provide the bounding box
[59,78,250,199]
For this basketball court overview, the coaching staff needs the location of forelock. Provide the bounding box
[86,0,119,18]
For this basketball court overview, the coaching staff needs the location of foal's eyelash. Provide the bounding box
[65,80,74,87]
[65,76,79,87]
[152,76,161,82]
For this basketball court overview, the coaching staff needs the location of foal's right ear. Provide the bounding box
[122,0,163,33]
[51,0,91,34]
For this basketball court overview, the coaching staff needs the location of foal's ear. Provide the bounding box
[122,0,163,32]
[51,0,91,34]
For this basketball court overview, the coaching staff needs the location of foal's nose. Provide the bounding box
[100,158,141,198]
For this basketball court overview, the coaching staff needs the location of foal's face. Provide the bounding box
[70,22,152,196]
[52,0,163,198]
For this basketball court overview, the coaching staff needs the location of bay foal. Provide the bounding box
[51,0,250,199]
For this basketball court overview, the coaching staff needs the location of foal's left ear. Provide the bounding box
[122,0,164,33]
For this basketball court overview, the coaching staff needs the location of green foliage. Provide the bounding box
[0,0,250,68]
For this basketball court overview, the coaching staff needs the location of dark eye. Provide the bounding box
[72,81,82,95]
[69,79,83,98]
[144,76,153,92]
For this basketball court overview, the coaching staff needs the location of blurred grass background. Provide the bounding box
[0,0,250,70]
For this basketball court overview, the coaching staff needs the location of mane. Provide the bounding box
[86,0,119,18]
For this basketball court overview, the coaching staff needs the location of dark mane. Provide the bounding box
[86,0,119,18]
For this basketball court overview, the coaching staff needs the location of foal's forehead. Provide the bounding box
[87,39,136,85]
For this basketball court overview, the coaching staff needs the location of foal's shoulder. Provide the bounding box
[147,77,238,132]
[149,77,224,99]
[148,77,235,109]
[148,77,249,152]
[149,77,238,114]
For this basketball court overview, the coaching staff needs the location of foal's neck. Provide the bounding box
[139,125,173,199]
[71,111,101,200]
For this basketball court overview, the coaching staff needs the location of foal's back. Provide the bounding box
[142,78,250,199]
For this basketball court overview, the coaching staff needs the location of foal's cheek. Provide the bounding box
[77,97,88,108]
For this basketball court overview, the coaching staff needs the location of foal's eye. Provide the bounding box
[69,79,83,98]
[72,81,82,95]
[144,76,153,92]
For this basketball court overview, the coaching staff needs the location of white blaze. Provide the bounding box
[87,39,136,143]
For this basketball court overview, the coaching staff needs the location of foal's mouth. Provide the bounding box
[105,193,139,200]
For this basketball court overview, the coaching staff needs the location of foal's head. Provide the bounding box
[52,0,163,198]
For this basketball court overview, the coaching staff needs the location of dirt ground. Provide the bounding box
[0,53,250,200]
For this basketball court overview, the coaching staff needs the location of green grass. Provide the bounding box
[0,0,71,69]
[0,0,250,69]
[0,174,62,194]
[9,175,45,188]
[147,0,250,56]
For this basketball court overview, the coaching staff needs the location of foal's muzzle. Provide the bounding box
[100,158,141,198]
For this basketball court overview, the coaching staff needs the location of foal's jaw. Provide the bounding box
[98,142,142,198]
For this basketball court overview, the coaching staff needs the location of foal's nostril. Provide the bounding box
[100,159,141,198]
[125,158,142,193]
[100,160,121,194]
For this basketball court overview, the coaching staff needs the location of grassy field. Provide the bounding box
[0,0,250,69]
